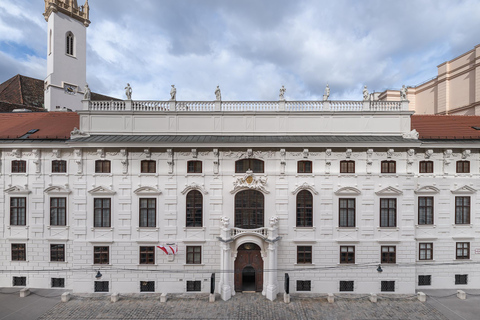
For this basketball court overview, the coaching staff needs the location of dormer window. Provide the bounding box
[66,32,74,56]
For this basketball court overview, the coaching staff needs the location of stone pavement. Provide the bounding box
[38,292,449,320]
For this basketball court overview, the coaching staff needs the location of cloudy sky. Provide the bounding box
[0,0,479,101]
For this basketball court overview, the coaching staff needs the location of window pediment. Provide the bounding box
[334,187,361,196]
[134,186,162,196]
[4,185,31,195]
[292,183,318,195]
[44,185,72,195]
[451,185,477,194]
[88,186,116,195]
[181,182,208,195]
[375,186,403,196]
[414,186,440,195]
[230,170,269,194]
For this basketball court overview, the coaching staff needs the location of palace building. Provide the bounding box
[0,0,479,301]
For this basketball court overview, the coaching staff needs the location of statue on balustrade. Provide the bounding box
[125,83,132,100]
[363,85,369,101]
[215,85,221,101]
[279,85,286,100]
[170,85,176,100]
[83,84,91,100]
[400,85,407,101]
[323,84,330,101]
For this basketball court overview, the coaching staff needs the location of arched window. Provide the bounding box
[296,190,313,227]
[235,159,264,173]
[235,190,264,229]
[66,32,74,56]
[186,190,203,227]
[49,29,52,55]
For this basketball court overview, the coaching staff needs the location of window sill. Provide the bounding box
[377,227,399,231]
[138,173,158,177]
[337,227,358,231]
[416,224,435,228]
[454,259,472,261]
[184,227,206,231]
[184,264,205,266]
[50,261,67,264]
[137,227,158,231]
[92,173,113,177]
[47,226,69,229]
[417,260,435,263]
[294,263,315,266]
[138,264,157,266]
[452,224,473,228]
[91,227,114,231]
[185,173,204,177]
[293,227,316,231]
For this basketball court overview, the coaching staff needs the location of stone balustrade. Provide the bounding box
[231,227,269,239]
[83,100,408,112]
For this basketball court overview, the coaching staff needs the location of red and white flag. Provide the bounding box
[157,244,178,255]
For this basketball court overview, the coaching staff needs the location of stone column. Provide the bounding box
[218,217,232,301]
[266,216,280,301]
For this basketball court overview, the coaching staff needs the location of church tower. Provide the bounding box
[43,0,90,111]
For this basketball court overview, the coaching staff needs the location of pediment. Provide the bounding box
[44,185,72,195]
[375,186,403,196]
[134,186,162,196]
[414,186,440,195]
[230,170,269,194]
[334,187,361,196]
[4,185,31,195]
[292,183,319,195]
[181,182,208,195]
[88,186,116,195]
[451,185,477,194]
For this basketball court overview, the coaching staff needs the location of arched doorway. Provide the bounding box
[235,190,264,229]
[234,243,263,292]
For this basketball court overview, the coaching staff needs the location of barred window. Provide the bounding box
[12,160,26,173]
[95,160,111,173]
[419,161,433,173]
[235,159,264,173]
[381,281,395,292]
[297,246,312,264]
[340,246,355,264]
[418,197,433,225]
[456,161,470,173]
[455,197,470,225]
[186,280,201,292]
[419,243,433,260]
[50,197,66,226]
[296,190,313,227]
[12,244,26,261]
[187,160,202,173]
[381,160,396,173]
[10,197,26,226]
[139,198,156,227]
[13,277,26,286]
[186,246,202,264]
[339,198,355,227]
[94,281,109,292]
[51,278,65,288]
[455,274,468,285]
[456,242,470,260]
[52,160,67,173]
[139,246,155,264]
[140,281,155,292]
[340,281,354,292]
[94,198,111,228]
[50,244,65,262]
[297,161,312,173]
[93,246,109,264]
[380,198,396,227]
[381,246,396,264]
[418,275,431,286]
[66,32,74,56]
[186,191,203,227]
[141,160,156,173]
[340,160,355,173]
[296,280,311,291]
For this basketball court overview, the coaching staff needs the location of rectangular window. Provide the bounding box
[381,246,396,264]
[456,242,470,260]
[381,161,396,173]
[94,281,109,292]
[339,198,355,227]
[340,246,355,264]
[50,244,65,262]
[419,161,433,173]
[418,197,433,225]
[340,160,355,173]
[12,244,26,261]
[455,274,468,285]
[13,277,26,286]
[94,198,111,228]
[419,243,433,260]
[418,275,431,286]
[139,246,155,264]
[52,160,67,173]
[141,160,156,173]
[339,281,354,292]
[139,198,156,227]
[95,160,111,173]
[456,161,470,173]
[186,246,202,264]
[296,280,311,291]
[51,278,65,288]
[381,281,395,292]
[12,160,26,173]
[50,197,66,226]
[187,161,202,173]
[235,159,264,173]
[93,246,109,264]
[297,246,312,264]
[186,280,201,292]
[10,197,26,226]
[140,281,155,292]
[297,161,312,173]
[380,198,396,227]
[455,196,470,224]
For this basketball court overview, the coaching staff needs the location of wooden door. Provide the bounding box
[234,243,263,292]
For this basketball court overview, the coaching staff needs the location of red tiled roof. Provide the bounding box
[411,115,480,139]
[0,112,79,139]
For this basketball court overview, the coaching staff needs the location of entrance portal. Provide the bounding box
[234,243,263,292]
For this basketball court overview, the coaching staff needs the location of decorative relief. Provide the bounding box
[88,186,116,195]
[345,149,352,159]
[291,183,319,195]
[213,161,219,174]
[97,148,105,158]
[167,161,174,174]
[269,216,279,228]
[44,185,72,195]
[425,149,433,159]
[444,149,452,166]
[192,149,197,158]
[133,186,162,196]
[70,127,90,139]
[52,149,61,158]
[375,186,403,196]
[366,149,373,174]
[74,149,83,174]
[462,150,471,159]
[407,149,415,174]
[120,149,128,174]
[326,149,332,157]
[181,182,208,195]
[220,217,230,229]
[199,151,210,156]
[230,170,269,194]
[402,129,419,140]
[280,149,286,174]
[167,149,173,158]
[451,185,477,194]
[387,149,394,158]
[32,149,41,173]
[303,149,309,159]
[334,187,361,196]
[11,149,21,158]
[414,186,440,194]
[213,149,219,157]
[144,148,151,159]
[223,150,275,159]
[4,185,31,195]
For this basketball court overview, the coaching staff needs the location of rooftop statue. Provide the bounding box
[170,85,176,101]
[400,85,407,101]
[323,84,330,101]
[363,85,369,101]
[279,85,286,100]
[125,83,132,100]
[215,85,221,101]
[83,84,91,100]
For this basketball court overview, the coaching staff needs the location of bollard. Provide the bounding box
[417,292,426,302]
[369,293,377,303]
[284,292,291,303]
[209,293,215,303]
[19,288,30,298]
[327,293,334,303]
[111,293,119,303]
[160,293,167,303]
[457,290,466,300]
[61,292,71,302]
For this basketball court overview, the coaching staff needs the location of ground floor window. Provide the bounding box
[418,275,431,286]
[455,275,468,285]
[94,281,109,292]
[13,276,26,286]
[52,278,65,288]
[381,281,395,292]
[186,280,201,292]
[296,280,311,291]
[140,281,155,292]
[339,281,354,292]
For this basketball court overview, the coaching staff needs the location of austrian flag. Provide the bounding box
[157,244,178,255]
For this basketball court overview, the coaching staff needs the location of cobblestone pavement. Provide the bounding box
[39,293,449,320]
